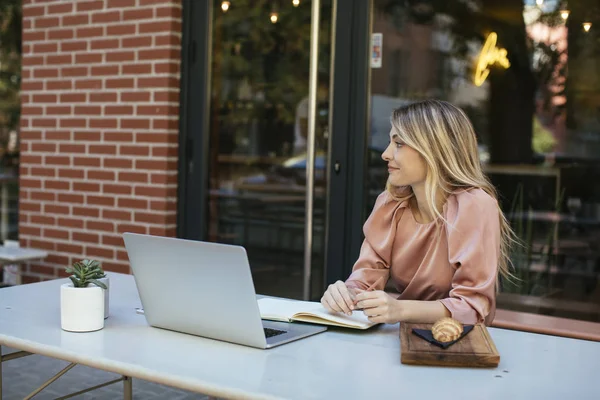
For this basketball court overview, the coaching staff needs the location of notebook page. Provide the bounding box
[257,298,322,320]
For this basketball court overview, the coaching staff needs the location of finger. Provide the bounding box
[330,286,352,314]
[335,282,355,311]
[367,315,386,324]
[362,306,382,317]
[323,292,343,313]
[355,290,380,302]
[355,298,380,310]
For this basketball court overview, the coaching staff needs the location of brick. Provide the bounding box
[138,76,179,89]
[123,8,153,20]
[34,68,59,78]
[46,54,72,65]
[139,21,175,34]
[104,184,132,195]
[121,92,151,102]
[73,182,100,192]
[155,34,181,47]
[33,94,57,103]
[35,17,60,29]
[138,48,180,61]
[77,1,104,12]
[47,80,73,90]
[31,191,55,202]
[60,93,86,102]
[92,11,121,24]
[104,158,132,169]
[121,119,150,129]
[31,142,57,152]
[48,29,74,40]
[75,79,102,90]
[122,64,152,75]
[74,131,101,141]
[102,209,131,221]
[105,105,134,115]
[151,173,177,185]
[77,27,104,38]
[20,202,42,212]
[63,15,89,26]
[62,41,88,52]
[58,193,85,203]
[117,223,146,234]
[76,53,103,64]
[122,36,152,48]
[136,132,176,143]
[31,215,56,225]
[20,178,42,189]
[30,167,56,177]
[47,131,72,141]
[23,55,44,65]
[46,106,72,115]
[59,168,85,179]
[44,204,70,215]
[103,234,125,247]
[91,39,119,50]
[21,81,44,90]
[106,78,134,89]
[156,6,181,19]
[86,246,114,259]
[136,159,177,171]
[135,186,176,198]
[154,91,179,103]
[74,156,102,168]
[90,119,118,129]
[29,239,55,251]
[135,212,165,224]
[107,24,136,36]
[117,198,148,209]
[45,155,70,166]
[104,132,133,142]
[73,232,99,243]
[89,145,117,155]
[87,170,115,181]
[87,195,115,207]
[25,6,45,17]
[102,261,130,274]
[90,92,118,103]
[59,119,87,128]
[106,51,135,62]
[45,180,70,191]
[21,106,43,116]
[120,145,150,156]
[74,105,101,115]
[32,119,56,128]
[62,67,88,77]
[86,220,114,232]
[48,2,73,14]
[119,172,148,183]
[33,42,58,53]
[58,218,85,229]
[23,31,46,42]
[57,243,84,254]
[154,62,179,74]
[44,228,70,240]
[138,105,178,116]
[73,206,100,218]
[108,0,136,7]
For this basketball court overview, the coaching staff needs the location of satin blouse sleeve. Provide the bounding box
[345,191,403,291]
[438,189,501,324]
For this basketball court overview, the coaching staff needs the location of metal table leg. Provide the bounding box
[123,376,132,400]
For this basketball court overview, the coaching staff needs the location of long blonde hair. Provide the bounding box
[386,99,517,283]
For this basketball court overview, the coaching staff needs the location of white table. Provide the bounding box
[0,273,598,399]
[0,246,48,286]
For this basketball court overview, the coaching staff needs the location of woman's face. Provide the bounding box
[381,130,427,188]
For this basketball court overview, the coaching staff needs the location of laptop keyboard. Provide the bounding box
[264,327,287,338]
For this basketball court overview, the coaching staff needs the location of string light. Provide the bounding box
[293,0,300,6]
[270,12,278,23]
[536,0,543,6]
[560,9,570,20]
[583,22,592,32]
[221,1,230,12]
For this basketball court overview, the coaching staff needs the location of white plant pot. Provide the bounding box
[99,276,109,319]
[60,283,105,332]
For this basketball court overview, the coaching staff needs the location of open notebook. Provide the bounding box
[257,298,378,330]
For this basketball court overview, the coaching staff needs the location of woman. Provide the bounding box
[321,100,515,326]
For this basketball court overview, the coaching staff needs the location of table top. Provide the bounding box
[0,246,48,262]
[1,273,597,399]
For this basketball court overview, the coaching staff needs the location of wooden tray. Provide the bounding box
[400,323,500,368]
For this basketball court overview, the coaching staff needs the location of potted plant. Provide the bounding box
[83,259,110,319]
[60,259,108,332]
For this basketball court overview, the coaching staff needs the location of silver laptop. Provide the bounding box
[122,233,327,349]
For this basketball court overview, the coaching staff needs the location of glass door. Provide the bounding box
[204,0,332,300]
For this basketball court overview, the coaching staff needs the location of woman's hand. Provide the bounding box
[321,281,358,316]
[354,290,403,324]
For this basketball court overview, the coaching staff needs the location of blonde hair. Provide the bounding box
[386,99,516,283]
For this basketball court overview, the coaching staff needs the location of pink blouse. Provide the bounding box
[345,188,501,325]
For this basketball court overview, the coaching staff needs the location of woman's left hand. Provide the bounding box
[354,290,403,324]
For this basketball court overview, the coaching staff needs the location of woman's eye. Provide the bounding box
[394,142,403,148]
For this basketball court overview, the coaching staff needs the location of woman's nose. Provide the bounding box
[381,147,392,161]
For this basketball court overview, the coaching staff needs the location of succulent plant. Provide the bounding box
[65,259,107,289]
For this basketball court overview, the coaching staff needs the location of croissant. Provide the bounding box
[431,317,464,342]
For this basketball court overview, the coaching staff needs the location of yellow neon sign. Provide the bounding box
[474,32,510,86]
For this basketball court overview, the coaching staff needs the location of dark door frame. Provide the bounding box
[177,0,373,287]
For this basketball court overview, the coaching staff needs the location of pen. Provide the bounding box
[352,276,384,311]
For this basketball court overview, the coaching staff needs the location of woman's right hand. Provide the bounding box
[321,280,357,315]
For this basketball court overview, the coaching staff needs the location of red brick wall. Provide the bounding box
[19,0,182,282]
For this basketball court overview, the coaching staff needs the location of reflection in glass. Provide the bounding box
[369,0,600,323]
[207,0,332,300]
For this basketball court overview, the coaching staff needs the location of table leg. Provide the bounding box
[123,375,132,400]
[0,345,3,400]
